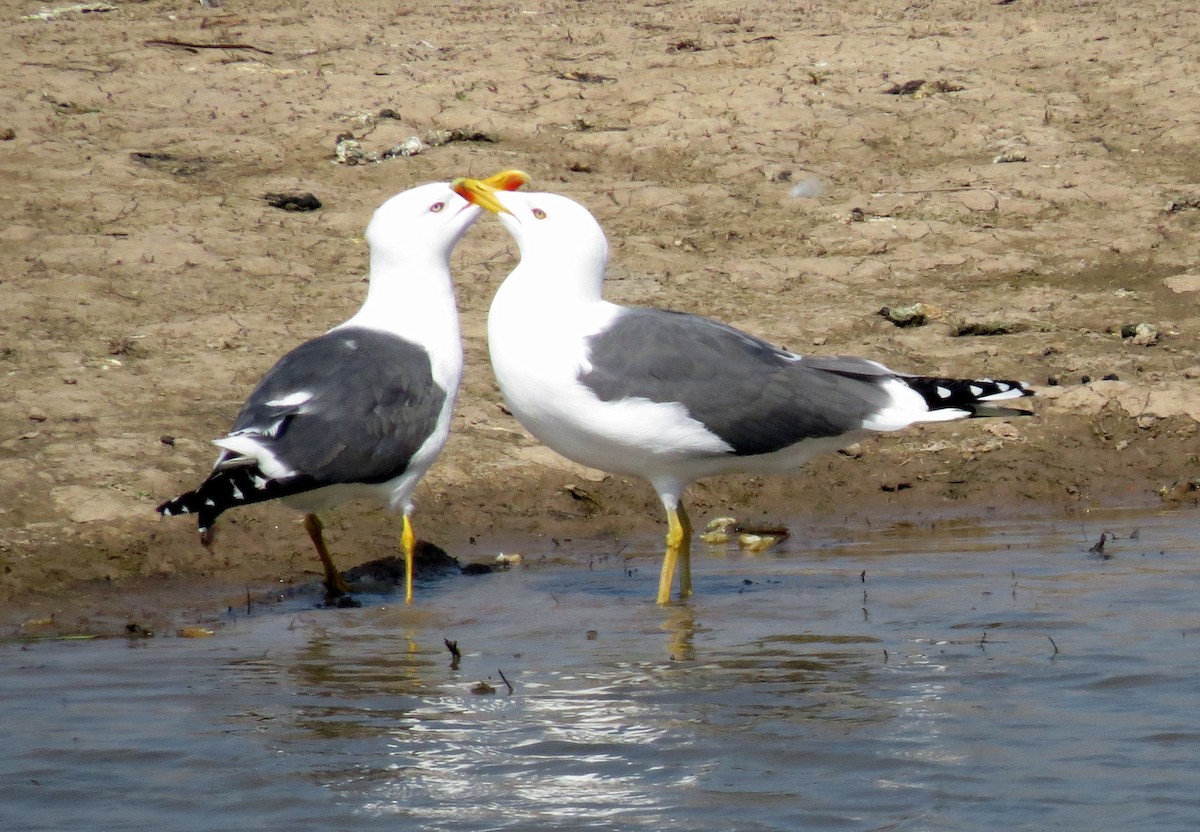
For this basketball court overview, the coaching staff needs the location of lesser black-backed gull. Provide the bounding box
[157,170,529,605]
[452,177,1034,605]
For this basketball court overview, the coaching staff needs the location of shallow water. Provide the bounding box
[3,508,1199,831]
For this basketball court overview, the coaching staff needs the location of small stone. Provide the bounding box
[992,150,1028,164]
[706,517,739,532]
[381,136,423,158]
[738,533,783,552]
[878,303,928,328]
[177,626,215,638]
[700,516,738,545]
[264,192,321,212]
[1160,478,1200,502]
[1121,322,1160,346]
[953,321,1017,337]
[1166,195,1200,213]
[422,128,498,146]
[334,136,373,165]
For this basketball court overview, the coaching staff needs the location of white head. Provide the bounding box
[365,181,483,271]
[354,171,529,311]
[333,173,528,378]
[452,183,610,301]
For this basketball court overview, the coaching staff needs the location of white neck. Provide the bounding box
[335,247,464,392]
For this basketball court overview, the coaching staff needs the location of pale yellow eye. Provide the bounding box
[430,202,445,213]
[532,207,547,220]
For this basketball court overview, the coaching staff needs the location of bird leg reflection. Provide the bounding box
[663,603,697,661]
[657,502,694,605]
[304,513,352,601]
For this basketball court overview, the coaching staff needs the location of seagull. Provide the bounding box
[451,176,1034,605]
[157,170,529,605]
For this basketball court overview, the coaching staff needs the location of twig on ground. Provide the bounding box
[144,38,273,55]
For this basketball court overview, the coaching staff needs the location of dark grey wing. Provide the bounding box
[230,326,448,484]
[578,308,893,456]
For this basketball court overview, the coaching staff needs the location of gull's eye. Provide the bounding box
[430,201,445,213]
[532,207,547,220]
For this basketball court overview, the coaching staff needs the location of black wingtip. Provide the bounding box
[904,376,1034,415]
[156,487,221,543]
[157,466,317,543]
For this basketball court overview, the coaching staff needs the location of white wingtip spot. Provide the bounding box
[937,386,952,399]
[265,390,314,408]
[204,498,216,507]
[251,475,269,490]
[969,384,984,396]
[231,484,244,500]
[161,507,173,516]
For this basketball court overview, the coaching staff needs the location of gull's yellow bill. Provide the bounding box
[453,169,529,214]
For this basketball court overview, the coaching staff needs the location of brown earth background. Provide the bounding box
[2,0,1199,622]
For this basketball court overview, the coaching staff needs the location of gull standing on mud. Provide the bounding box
[452,176,1034,605]
[157,171,529,605]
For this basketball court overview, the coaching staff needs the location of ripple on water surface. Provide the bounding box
[2,508,1198,831]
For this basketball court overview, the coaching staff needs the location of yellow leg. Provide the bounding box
[401,514,415,605]
[304,513,351,599]
[656,502,693,605]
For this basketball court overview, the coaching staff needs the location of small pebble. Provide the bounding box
[992,150,1028,164]
[177,626,215,638]
[264,192,322,212]
[878,303,928,328]
[738,533,783,552]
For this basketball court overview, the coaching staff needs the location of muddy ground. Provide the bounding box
[2,0,1199,625]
